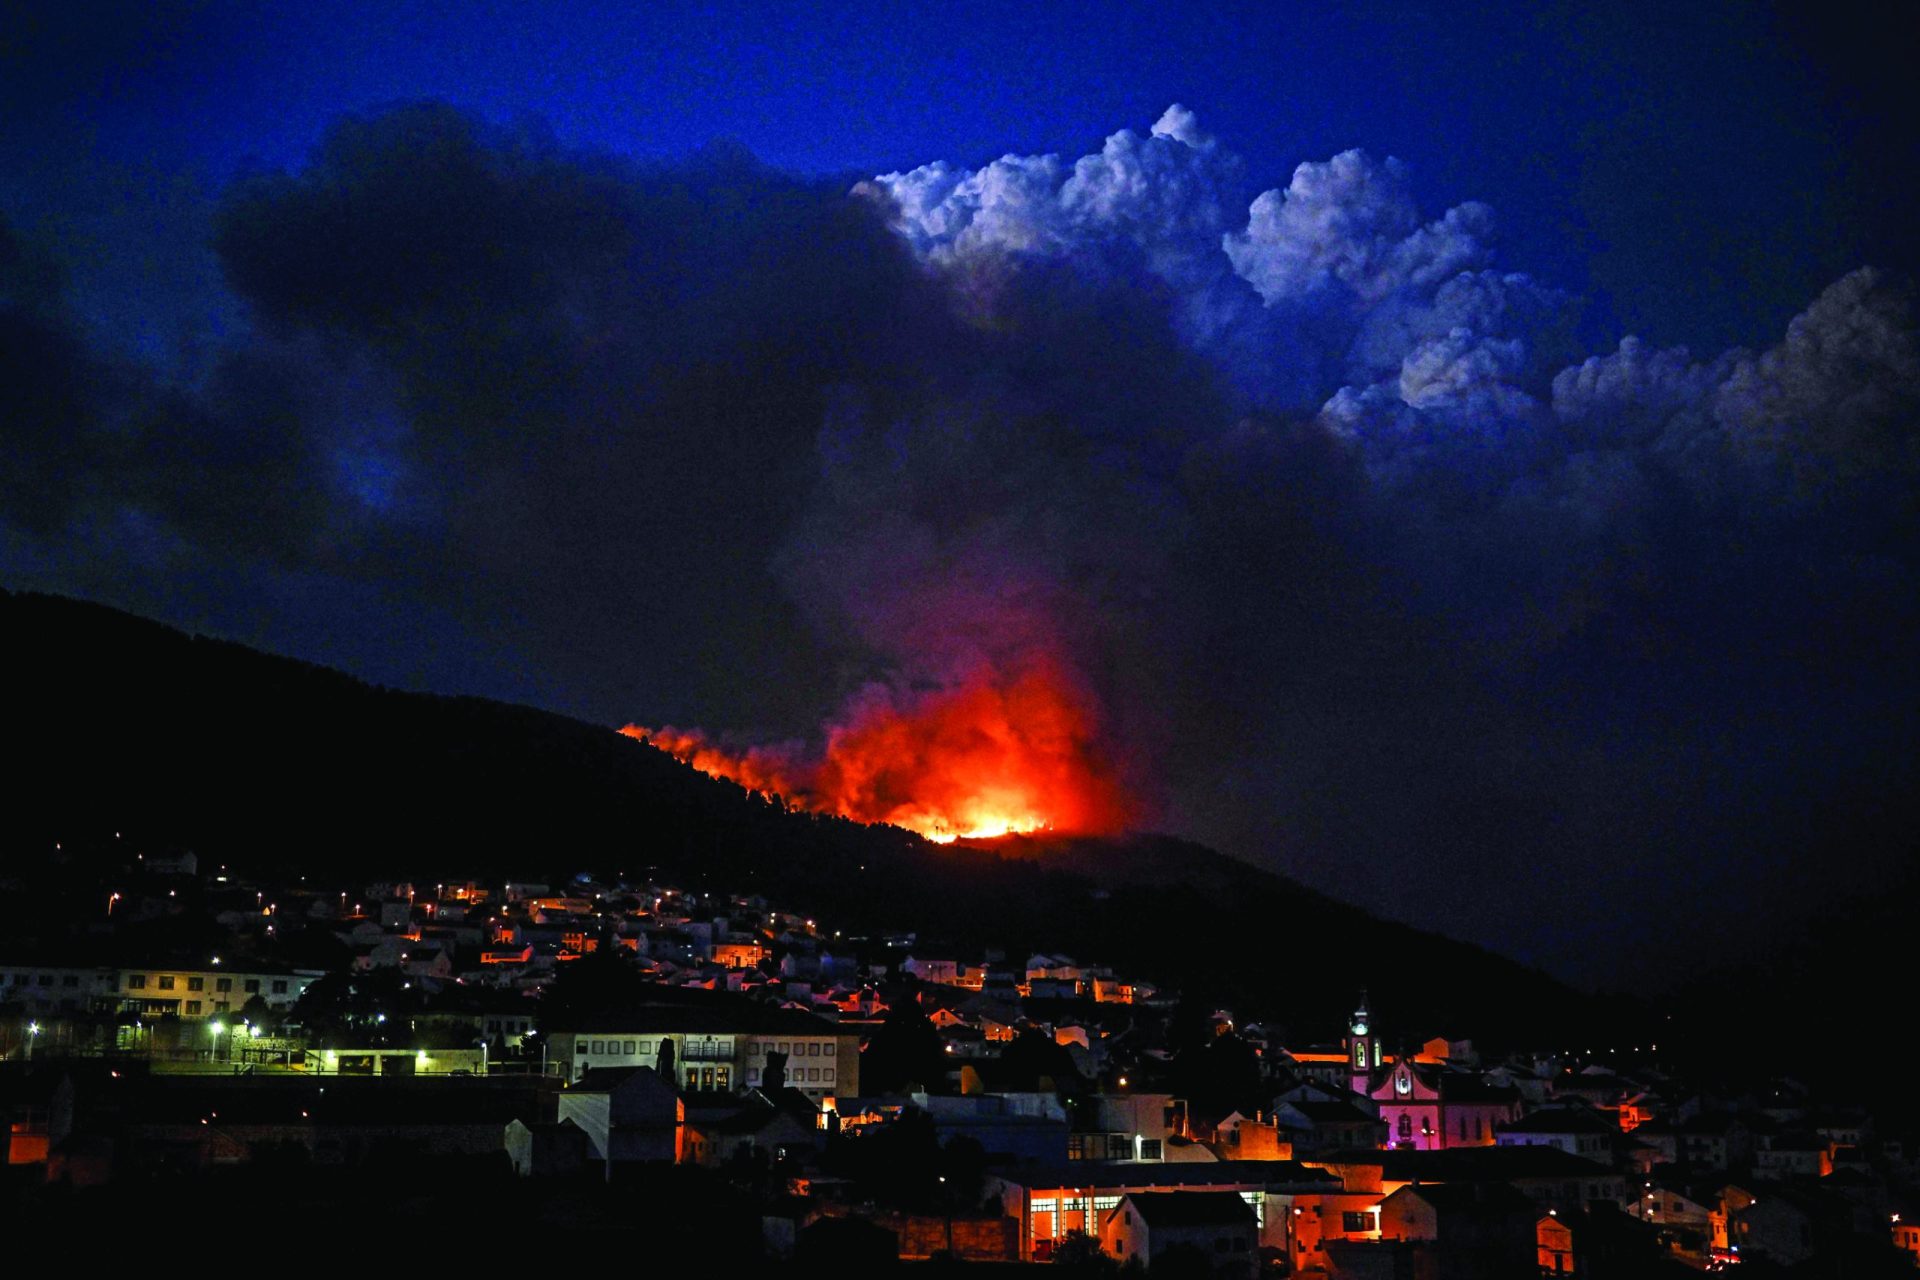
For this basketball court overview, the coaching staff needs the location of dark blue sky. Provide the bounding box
[3,1,1915,984]
[6,1,1910,355]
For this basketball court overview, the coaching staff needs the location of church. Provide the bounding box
[1348,996,1521,1151]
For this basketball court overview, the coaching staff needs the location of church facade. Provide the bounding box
[1348,996,1520,1151]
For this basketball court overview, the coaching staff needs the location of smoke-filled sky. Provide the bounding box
[4,1,1916,984]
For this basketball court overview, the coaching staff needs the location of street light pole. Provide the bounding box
[939,1174,953,1257]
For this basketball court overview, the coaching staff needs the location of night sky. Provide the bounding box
[4,1,1915,985]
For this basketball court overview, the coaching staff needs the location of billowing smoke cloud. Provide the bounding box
[3,102,1915,979]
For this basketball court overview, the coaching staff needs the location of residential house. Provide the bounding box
[1374,1182,1538,1280]
[1755,1130,1832,1179]
[912,1090,1069,1164]
[1102,1191,1259,1277]
[1537,1212,1575,1275]
[0,961,119,1013]
[1072,1092,1181,1162]
[984,1158,1342,1262]
[557,1066,684,1167]
[503,1116,592,1177]
[1494,1106,1617,1162]
[1631,1118,1680,1167]
[1677,1113,1753,1173]
[1273,1098,1390,1154]
[683,1089,824,1168]
[1305,1146,1628,1216]
[1210,1111,1293,1161]
[1284,1047,1360,1091]
[711,941,768,970]
[1622,1180,1716,1235]
[902,957,969,987]
[1893,1217,1920,1267]
[1721,1184,1818,1267]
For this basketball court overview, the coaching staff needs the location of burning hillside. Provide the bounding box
[623,656,1134,843]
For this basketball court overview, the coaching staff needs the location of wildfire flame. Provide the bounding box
[622,657,1132,843]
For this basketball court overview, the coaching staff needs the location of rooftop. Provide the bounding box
[1121,1190,1258,1228]
[992,1159,1342,1191]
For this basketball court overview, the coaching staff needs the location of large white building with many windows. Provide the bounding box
[550,1001,859,1102]
[0,959,321,1020]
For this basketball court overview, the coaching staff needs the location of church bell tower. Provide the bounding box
[1350,991,1378,1096]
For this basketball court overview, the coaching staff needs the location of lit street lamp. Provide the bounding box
[939,1174,954,1257]
[26,1022,40,1061]
[210,1020,226,1065]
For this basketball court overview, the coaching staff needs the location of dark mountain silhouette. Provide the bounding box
[4,588,1639,1048]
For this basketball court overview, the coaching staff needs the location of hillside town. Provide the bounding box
[2,842,1914,1276]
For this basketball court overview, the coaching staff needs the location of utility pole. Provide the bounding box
[939,1174,954,1257]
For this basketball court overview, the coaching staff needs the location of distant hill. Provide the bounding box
[4,588,1638,1048]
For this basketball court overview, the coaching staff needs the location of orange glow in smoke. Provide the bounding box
[622,658,1131,843]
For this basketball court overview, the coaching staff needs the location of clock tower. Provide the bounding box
[1349,992,1379,1096]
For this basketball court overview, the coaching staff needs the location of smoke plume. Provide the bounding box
[3,101,1915,978]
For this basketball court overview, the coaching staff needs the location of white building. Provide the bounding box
[551,1002,858,1102]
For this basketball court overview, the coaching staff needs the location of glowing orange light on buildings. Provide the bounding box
[623,656,1132,843]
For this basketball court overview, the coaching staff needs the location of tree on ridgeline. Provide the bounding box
[287,968,423,1047]
[1001,1025,1087,1095]
[860,1004,946,1094]
[656,1035,676,1084]
[536,946,652,1030]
